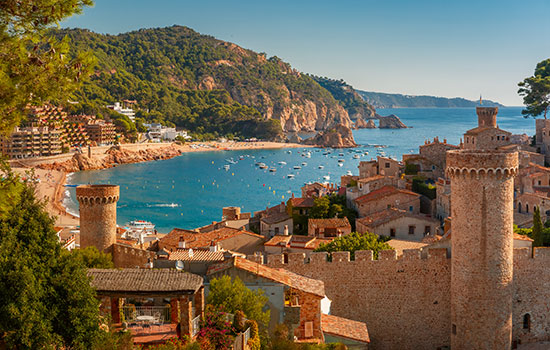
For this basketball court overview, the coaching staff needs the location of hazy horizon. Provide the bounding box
[61,0,550,106]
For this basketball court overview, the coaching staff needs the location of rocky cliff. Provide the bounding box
[365,120,377,129]
[37,145,183,172]
[303,124,357,148]
[378,114,408,129]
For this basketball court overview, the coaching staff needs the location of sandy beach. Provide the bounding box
[10,140,308,228]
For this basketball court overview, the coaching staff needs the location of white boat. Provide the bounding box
[353,154,361,159]
[260,164,268,170]
[123,220,156,240]
[301,162,307,166]
[338,163,343,167]
[318,165,324,169]
[257,162,266,167]
[226,158,237,164]
[338,159,345,163]
[346,171,353,176]
[223,165,230,171]
[338,153,345,156]
[287,150,292,154]
[323,175,330,181]
[269,168,277,172]
[304,152,312,158]
[293,165,301,170]
[278,161,287,165]
[287,174,295,178]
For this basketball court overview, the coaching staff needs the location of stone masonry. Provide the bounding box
[76,184,119,252]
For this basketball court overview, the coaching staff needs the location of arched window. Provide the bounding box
[518,203,522,213]
[523,313,531,332]
[526,204,530,213]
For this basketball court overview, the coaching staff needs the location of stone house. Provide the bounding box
[301,182,336,198]
[156,227,265,256]
[206,257,369,347]
[308,218,352,237]
[435,177,451,220]
[358,156,401,178]
[347,176,403,210]
[264,235,333,258]
[516,192,550,222]
[462,107,512,150]
[403,137,459,179]
[354,185,421,218]
[356,208,440,241]
[250,202,293,238]
[287,197,315,234]
[535,118,550,163]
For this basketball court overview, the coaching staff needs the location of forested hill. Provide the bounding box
[53,26,359,140]
[310,76,376,120]
[358,91,504,108]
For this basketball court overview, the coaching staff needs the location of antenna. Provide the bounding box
[175,260,184,271]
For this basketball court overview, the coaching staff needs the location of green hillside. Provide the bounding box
[358,90,504,108]
[53,26,358,140]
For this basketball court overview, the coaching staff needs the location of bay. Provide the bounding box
[65,107,534,232]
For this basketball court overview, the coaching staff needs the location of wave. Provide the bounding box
[61,191,80,218]
[146,203,180,208]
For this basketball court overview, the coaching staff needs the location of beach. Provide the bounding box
[10,140,307,228]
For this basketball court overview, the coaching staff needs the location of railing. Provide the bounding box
[191,315,201,337]
[122,305,171,323]
[243,327,250,344]
[233,327,251,350]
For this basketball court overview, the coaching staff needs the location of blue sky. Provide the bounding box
[62,0,550,106]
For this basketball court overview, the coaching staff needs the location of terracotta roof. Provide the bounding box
[464,126,511,135]
[356,208,437,228]
[514,233,534,242]
[354,186,419,205]
[264,235,333,250]
[168,249,225,262]
[289,197,315,208]
[159,227,263,251]
[207,257,325,297]
[357,175,386,184]
[308,217,351,229]
[88,268,203,294]
[321,313,370,343]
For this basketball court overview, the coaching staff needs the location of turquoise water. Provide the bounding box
[65,107,534,232]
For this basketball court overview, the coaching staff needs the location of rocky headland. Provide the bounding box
[303,124,357,148]
[377,114,408,129]
[37,145,184,172]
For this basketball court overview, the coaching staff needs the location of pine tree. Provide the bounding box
[532,207,544,247]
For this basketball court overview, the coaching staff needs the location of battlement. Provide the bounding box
[476,106,498,128]
[514,247,550,262]
[111,243,155,268]
[446,149,518,178]
[76,184,120,205]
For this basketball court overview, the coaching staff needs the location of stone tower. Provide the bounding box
[476,106,498,128]
[446,149,518,349]
[76,184,120,252]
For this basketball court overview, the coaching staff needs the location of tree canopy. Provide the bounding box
[0,0,94,136]
[518,58,550,119]
[0,165,103,349]
[314,231,391,259]
[207,275,270,328]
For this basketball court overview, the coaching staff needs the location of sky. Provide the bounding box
[61,0,550,106]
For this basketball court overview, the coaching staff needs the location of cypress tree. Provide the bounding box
[532,207,544,247]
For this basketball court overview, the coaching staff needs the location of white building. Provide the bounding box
[106,102,136,121]
[144,123,191,142]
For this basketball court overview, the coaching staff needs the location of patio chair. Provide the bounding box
[151,312,163,331]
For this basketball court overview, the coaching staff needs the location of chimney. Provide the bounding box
[283,225,289,236]
[178,236,185,249]
[188,248,194,258]
[280,203,285,213]
[209,241,218,252]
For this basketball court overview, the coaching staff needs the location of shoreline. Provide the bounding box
[12,141,309,228]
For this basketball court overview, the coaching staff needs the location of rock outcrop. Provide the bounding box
[37,145,183,172]
[354,118,368,129]
[377,114,408,129]
[303,124,357,148]
[365,120,377,129]
[287,132,303,144]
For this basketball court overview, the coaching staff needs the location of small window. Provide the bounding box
[385,162,390,168]
[390,228,396,237]
[452,324,457,335]
[408,225,415,235]
[497,136,500,140]
[523,314,531,332]
[425,226,431,235]
[409,206,413,212]
[275,227,279,234]
[526,204,530,213]
[539,180,542,186]
[466,137,469,143]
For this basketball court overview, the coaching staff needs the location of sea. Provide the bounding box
[64,107,534,233]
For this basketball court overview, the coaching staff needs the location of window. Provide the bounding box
[409,205,413,212]
[539,180,542,186]
[523,314,531,332]
[497,136,500,140]
[275,227,279,234]
[425,226,431,235]
[526,204,530,213]
[385,162,390,168]
[452,324,457,335]
[408,225,415,235]
[466,137,469,143]
[390,228,396,237]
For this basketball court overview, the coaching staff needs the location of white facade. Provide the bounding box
[107,102,135,121]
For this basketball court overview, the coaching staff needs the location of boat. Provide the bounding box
[293,165,301,170]
[287,174,295,179]
[318,165,324,169]
[338,163,343,167]
[257,162,266,167]
[223,165,230,171]
[225,158,237,164]
[304,152,312,158]
[259,164,268,170]
[346,171,353,176]
[323,175,330,181]
[353,154,361,159]
[364,151,369,155]
[123,220,156,240]
[338,153,345,156]
[287,150,292,154]
[269,168,277,172]
[338,159,345,163]
[278,161,287,165]
[301,162,307,166]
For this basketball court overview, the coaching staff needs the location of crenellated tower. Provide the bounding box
[446,149,518,349]
[76,184,120,252]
